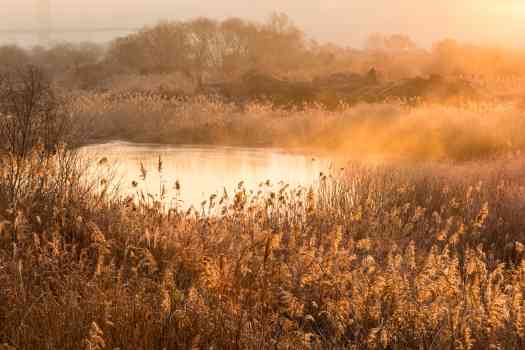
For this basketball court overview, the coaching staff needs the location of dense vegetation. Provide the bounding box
[2,139,525,349]
[4,14,525,147]
[2,13,525,350]
[68,91,525,161]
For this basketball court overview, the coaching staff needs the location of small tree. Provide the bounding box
[0,65,73,159]
[0,66,87,217]
[0,66,92,244]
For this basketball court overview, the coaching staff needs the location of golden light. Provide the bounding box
[488,0,525,16]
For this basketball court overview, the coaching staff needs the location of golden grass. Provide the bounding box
[71,93,525,161]
[2,145,525,349]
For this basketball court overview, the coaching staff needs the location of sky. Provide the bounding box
[2,0,525,47]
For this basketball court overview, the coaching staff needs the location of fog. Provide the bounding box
[2,0,525,47]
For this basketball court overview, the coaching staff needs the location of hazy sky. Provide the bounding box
[2,0,525,47]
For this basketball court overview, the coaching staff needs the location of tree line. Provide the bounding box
[2,13,525,90]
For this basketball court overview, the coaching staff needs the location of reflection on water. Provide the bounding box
[81,142,330,208]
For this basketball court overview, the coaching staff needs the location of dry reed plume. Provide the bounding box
[3,66,525,349]
[2,145,525,349]
[72,92,525,161]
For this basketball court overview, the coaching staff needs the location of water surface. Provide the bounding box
[82,142,330,208]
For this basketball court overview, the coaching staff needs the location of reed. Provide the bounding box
[2,146,525,349]
[71,92,525,161]
[3,66,525,349]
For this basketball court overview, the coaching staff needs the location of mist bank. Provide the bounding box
[3,13,525,93]
[2,63,523,165]
[3,14,525,163]
[70,93,525,162]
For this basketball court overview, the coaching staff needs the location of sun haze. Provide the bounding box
[2,0,525,46]
[5,1,525,349]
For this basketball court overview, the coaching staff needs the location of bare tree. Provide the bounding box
[0,66,88,214]
[0,65,74,159]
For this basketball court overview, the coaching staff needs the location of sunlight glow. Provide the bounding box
[489,0,525,15]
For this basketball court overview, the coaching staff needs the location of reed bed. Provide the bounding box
[2,146,525,349]
[71,93,525,161]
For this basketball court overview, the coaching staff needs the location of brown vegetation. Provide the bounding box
[70,93,525,162]
[2,13,525,350]
[4,14,525,94]
[2,72,525,348]
[205,70,477,107]
[2,144,525,348]
[0,66,76,156]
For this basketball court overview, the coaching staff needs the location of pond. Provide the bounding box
[81,141,332,209]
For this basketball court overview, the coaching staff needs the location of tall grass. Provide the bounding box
[72,93,525,161]
[3,69,525,348]
[2,145,525,349]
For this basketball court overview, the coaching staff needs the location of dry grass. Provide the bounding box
[5,25,525,349]
[2,143,525,349]
[71,93,525,161]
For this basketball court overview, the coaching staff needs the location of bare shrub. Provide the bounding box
[0,66,75,158]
